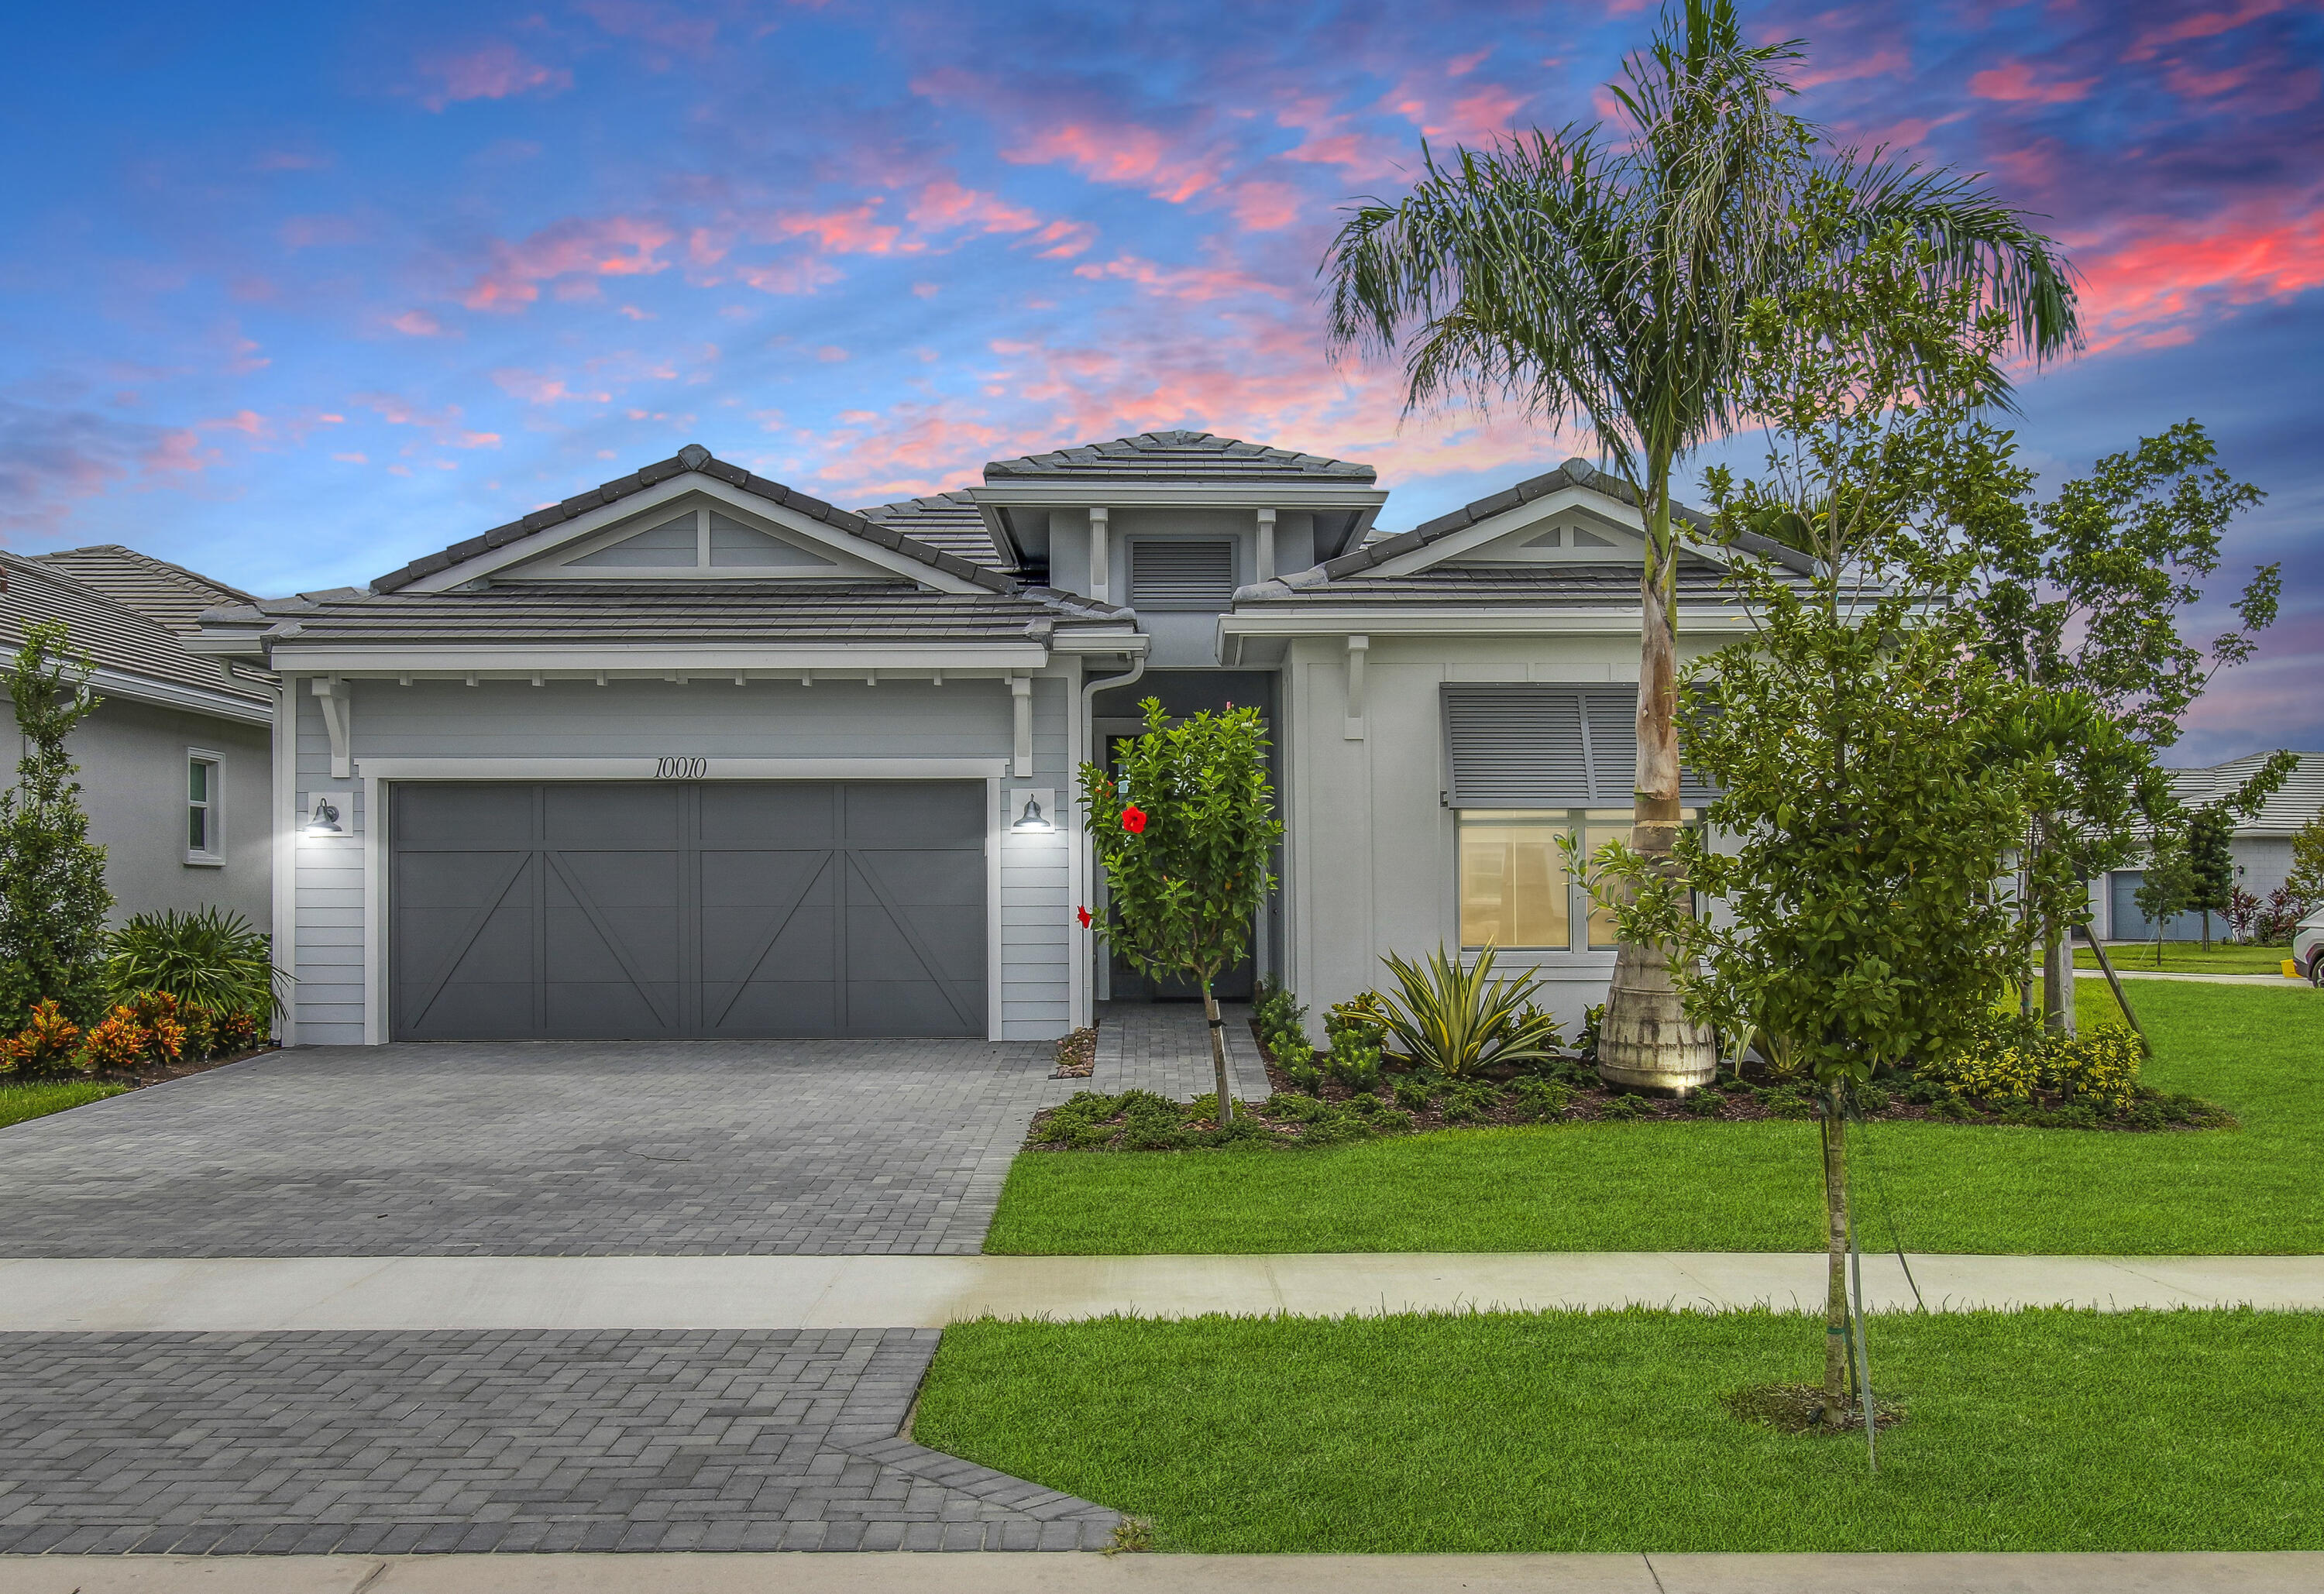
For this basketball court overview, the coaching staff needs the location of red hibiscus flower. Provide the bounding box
[1075,905,1094,928]
[1122,806,1148,833]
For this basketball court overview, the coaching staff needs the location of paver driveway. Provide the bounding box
[0,1036,1083,1257]
[0,1035,1126,1552]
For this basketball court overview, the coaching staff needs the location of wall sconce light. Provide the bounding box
[304,795,343,837]
[1011,792,1054,833]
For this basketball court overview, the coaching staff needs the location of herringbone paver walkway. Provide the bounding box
[0,1328,1116,1554]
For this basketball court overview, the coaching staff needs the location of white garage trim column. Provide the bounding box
[270,676,298,1047]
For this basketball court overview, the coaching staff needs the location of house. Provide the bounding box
[1,548,275,932]
[2099,751,2322,941]
[192,435,1798,1047]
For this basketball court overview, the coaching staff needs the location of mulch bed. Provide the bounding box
[93,1043,279,1090]
[1724,1382,1907,1436]
[1052,1027,1098,1079]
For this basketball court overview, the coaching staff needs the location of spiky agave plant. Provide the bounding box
[1374,945,1563,1079]
[103,907,287,1019]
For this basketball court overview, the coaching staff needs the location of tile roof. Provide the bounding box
[1,552,271,709]
[982,430,1376,482]
[1322,456,1811,580]
[370,444,1016,596]
[2170,751,2322,837]
[853,490,1012,574]
[1230,558,1752,608]
[197,579,1133,651]
[31,545,257,634]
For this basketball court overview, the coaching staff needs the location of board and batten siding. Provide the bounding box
[288,673,1076,1045]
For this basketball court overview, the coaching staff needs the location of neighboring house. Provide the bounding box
[194,435,1802,1047]
[1,548,275,932]
[2099,751,2322,942]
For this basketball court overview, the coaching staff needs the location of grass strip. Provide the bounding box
[2078,943,2293,976]
[988,981,2322,1256]
[0,1079,129,1131]
[917,1307,2324,1553]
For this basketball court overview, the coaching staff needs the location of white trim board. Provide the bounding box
[268,646,1051,676]
[355,758,1012,782]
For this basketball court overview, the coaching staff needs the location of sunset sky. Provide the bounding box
[4,0,2317,759]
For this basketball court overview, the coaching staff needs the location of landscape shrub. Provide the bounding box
[2047,1024,2143,1108]
[3,999,85,1078]
[208,1008,263,1055]
[75,1008,147,1074]
[1758,1085,1817,1120]
[125,991,187,1068]
[1509,1077,1573,1122]
[104,907,284,1019]
[1323,1029,1382,1091]
[1373,946,1562,1078]
[1680,1086,1727,1118]
[1437,1080,1501,1124]
[1391,1075,1436,1111]
[1597,1094,1648,1122]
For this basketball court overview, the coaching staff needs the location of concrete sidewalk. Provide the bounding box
[5,1249,2319,1331]
[2071,967,2307,985]
[2,1551,2319,1593]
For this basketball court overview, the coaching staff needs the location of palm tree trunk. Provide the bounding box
[1600,481,1715,1094]
[1821,1110,1851,1429]
[1201,980,1234,1125]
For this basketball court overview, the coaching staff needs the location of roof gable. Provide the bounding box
[31,545,256,634]
[374,444,1011,598]
[2,551,270,714]
[500,496,896,582]
[982,430,1375,483]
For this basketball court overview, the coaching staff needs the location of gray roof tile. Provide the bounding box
[2,552,270,706]
[29,545,256,635]
[983,430,1376,482]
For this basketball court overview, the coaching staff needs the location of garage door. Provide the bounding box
[389,782,986,1040]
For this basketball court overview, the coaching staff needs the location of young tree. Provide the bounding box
[1077,699,1283,1123]
[1322,0,2076,1090]
[1579,221,2085,1432]
[2288,813,2324,909]
[0,624,114,1030]
[2133,830,2199,967]
[1935,424,2278,1028]
[2187,808,2236,953]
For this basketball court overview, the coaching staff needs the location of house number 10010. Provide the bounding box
[655,757,708,779]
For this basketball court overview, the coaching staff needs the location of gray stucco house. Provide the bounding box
[2,547,274,933]
[194,435,1791,1047]
[2099,751,2322,941]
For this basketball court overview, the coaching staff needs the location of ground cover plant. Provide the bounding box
[988,981,2317,1256]
[0,1078,126,1131]
[914,1306,2324,1553]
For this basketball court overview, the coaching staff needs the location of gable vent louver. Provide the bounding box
[1129,539,1236,607]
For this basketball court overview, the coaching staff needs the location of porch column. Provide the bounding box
[1257,506,1277,582]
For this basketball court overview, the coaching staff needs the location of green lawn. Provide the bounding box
[988,981,2323,1256]
[2081,942,2295,976]
[916,1307,2324,1552]
[0,1078,128,1130]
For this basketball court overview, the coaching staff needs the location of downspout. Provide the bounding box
[1079,653,1145,1011]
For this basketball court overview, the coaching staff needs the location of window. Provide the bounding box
[185,751,222,865]
[1456,807,1691,952]
[1129,539,1236,607]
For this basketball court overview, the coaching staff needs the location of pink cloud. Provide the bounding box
[414,42,572,112]
[461,216,675,311]
[1004,119,1223,203]
[388,310,444,337]
[732,257,844,295]
[199,410,268,438]
[1071,255,1290,302]
[1968,60,2098,104]
[907,180,1041,235]
[1274,93,1402,177]
[2123,0,2295,62]
[570,0,718,56]
[1384,70,1526,145]
[493,369,611,405]
[2071,200,2324,351]
[1227,180,1305,231]
[775,202,907,255]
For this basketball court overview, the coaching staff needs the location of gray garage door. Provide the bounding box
[390,782,986,1041]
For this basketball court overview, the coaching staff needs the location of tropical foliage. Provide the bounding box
[104,907,286,1019]
[1322,0,2078,1087]
[1077,697,1281,1122]
[1373,946,1563,1080]
[0,623,112,1030]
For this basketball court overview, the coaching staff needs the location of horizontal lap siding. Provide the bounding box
[999,676,1071,1039]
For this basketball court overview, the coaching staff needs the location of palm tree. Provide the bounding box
[1323,0,2078,1091]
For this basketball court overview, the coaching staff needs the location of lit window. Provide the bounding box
[1456,806,1692,952]
[186,751,222,864]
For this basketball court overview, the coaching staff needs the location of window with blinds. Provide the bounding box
[1128,539,1237,607]
[1442,684,1714,807]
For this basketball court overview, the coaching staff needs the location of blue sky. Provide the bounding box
[3,0,2318,760]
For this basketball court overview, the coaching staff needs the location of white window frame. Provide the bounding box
[185,747,225,867]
